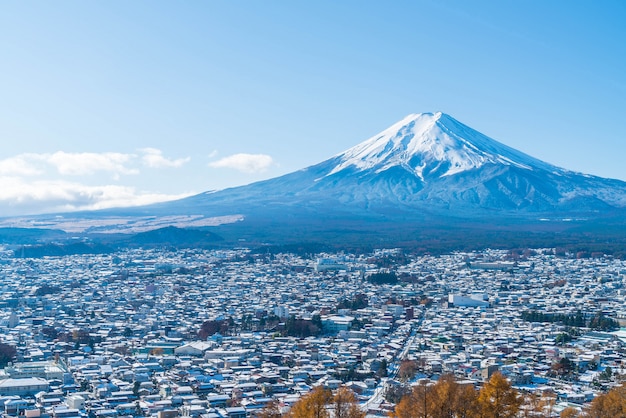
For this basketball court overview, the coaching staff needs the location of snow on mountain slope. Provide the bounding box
[9,111,626,237]
[327,112,561,180]
[175,111,626,215]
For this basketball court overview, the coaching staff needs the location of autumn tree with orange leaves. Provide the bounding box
[559,406,580,418]
[287,386,332,418]
[392,372,523,418]
[392,379,433,418]
[392,374,480,418]
[430,374,479,418]
[586,384,626,417]
[477,372,522,418]
[285,386,363,418]
[333,387,365,418]
[453,382,482,418]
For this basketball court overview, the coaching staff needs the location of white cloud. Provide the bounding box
[0,151,139,178]
[208,153,274,173]
[0,154,44,176]
[140,148,190,168]
[0,149,197,216]
[0,176,192,216]
[47,151,138,176]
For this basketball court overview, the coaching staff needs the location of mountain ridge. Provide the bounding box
[3,112,626,248]
[177,111,625,214]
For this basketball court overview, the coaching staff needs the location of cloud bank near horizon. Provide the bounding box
[0,148,278,216]
[0,149,194,216]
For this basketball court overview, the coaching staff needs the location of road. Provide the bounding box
[362,311,424,412]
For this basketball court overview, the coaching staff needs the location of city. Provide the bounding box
[2,246,626,417]
[3,1,626,418]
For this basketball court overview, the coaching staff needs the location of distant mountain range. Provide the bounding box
[4,112,626,250]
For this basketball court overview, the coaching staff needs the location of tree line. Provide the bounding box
[395,373,626,417]
[521,310,619,331]
[261,373,626,418]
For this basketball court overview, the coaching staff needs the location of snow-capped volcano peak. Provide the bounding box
[328,112,559,180]
[77,111,626,239]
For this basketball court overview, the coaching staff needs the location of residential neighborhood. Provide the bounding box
[1,246,626,417]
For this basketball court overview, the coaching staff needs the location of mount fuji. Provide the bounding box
[172,112,626,215]
[6,112,626,247]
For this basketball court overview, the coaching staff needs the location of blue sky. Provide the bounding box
[1,1,625,216]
